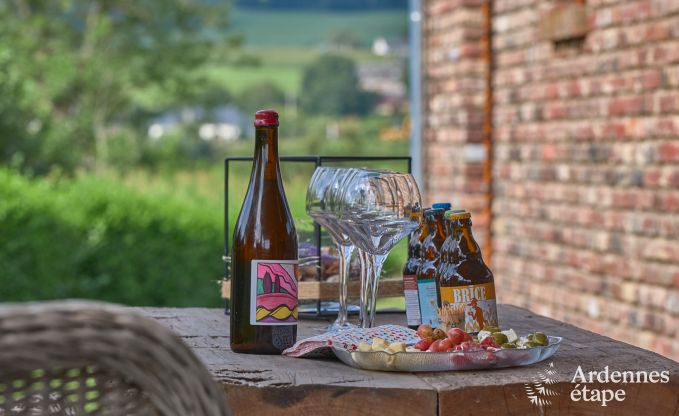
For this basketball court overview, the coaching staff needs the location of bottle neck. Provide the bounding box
[452,221,481,259]
[423,217,445,260]
[431,218,446,241]
[408,217,424,258]
[252,125,281,182]
[441,220,453,262]
[418,221,428,243]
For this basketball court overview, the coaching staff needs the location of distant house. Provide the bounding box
[147,105,247,142]
[357,62,405,96]
[371,37,408,58]
[357,60,407,115]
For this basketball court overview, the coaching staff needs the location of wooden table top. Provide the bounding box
[140,305,679,416]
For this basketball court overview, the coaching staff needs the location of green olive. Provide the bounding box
[533,332,548,346]
[501,343,516,349]
[525,341,540,348]
[483,325,501,333]
[491,333,508,344]
[526,334,534,342]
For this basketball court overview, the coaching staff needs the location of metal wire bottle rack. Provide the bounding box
[222,155,412,317]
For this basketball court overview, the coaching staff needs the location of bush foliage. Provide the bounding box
[0,169,223,306]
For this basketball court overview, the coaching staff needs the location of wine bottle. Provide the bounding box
[230,109,298,354]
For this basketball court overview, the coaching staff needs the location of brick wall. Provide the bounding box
[422,0,491,246]
[422,0,679,361]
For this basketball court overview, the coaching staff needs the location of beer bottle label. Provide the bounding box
[417,279,440,327]
[250,260,299,326]
[439,283,498,333]
[403,275,421,326]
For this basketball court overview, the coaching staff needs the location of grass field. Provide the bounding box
[230,9,408,48]
[205,64,302,95]
[205,47,391,95]
[205,8,407,95]
[205,46,400,95]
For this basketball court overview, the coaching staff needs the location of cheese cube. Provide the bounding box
[501,329,518,343]
[357,342,372,352]
[371,337,389,351]
[477,330,492,341]
[386,342,406,353]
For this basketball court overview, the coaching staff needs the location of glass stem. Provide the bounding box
[367,253,387,328]
[357,249,372,328]
[335,244,354,327]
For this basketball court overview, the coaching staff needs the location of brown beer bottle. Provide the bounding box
[230,109,298,354]
[438,212,498,333]
[416,208,446,327]
[436,209,466,284]
[402,205,424,329]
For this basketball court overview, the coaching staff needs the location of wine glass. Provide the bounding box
[335,169,422,327]
[306,167,356,331]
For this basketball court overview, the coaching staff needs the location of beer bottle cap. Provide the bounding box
[445,209,466,217]
[447,211,471,221]
[254,109,279,127]
[425,208,444,218]
[432,202,452,210]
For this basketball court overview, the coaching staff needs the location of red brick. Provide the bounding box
[608,96,645,116]
[657,141,679,162]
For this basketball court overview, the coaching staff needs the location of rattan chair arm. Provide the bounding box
[0,300,231,416]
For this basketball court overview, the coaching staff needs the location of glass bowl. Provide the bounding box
[332,336,562,372]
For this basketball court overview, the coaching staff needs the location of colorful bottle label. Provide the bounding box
[403,274,421,326]
[439,282,498,333]
[250,260,298,326]
[417,279,439,327]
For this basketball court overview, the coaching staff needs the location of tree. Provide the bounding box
[299,54,376,116]
[0,1,232,174]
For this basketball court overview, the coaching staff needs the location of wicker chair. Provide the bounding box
[0,301,231,416]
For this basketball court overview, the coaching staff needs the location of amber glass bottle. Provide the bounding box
[416,208,446,327]
[438,212,498,333]
[436,209,466,284]
[402,206,424,328]
[230,110,298,354]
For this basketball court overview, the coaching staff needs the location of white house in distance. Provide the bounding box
[147,105,246,142]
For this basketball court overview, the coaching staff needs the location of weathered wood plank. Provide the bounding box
[224,385,437,416]
[139,305,679,416]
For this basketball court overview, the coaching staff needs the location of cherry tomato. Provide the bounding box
[458,341,484,352]
[438,338,454,351]
[413,338,433,351]
[428,339,444,352]
[480,336,500,350]
[447,328,466,345]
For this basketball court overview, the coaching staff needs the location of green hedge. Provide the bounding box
[0,170,223,306]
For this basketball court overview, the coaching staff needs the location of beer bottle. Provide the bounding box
[416,208,446,327]
[432,202,452,211]
[436,209,466,285]
[438,212,498,333]
[230,109,298,354]
[403,205,424,329]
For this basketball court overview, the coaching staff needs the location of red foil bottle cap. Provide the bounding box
[254,109,279,127]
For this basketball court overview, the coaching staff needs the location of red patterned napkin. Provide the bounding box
[283,325,419,358]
